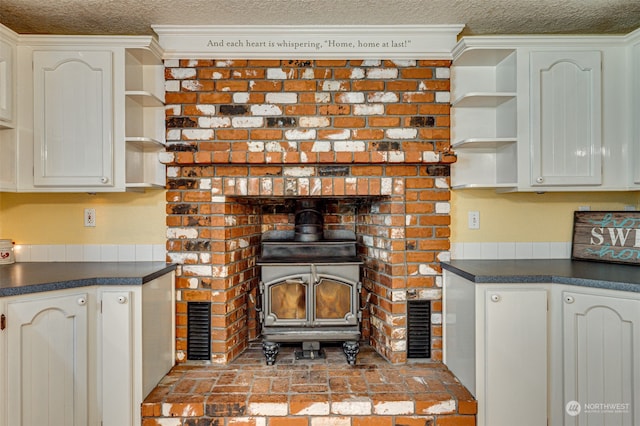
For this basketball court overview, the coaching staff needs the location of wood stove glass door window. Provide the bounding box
[270,279,307,321]
[314,277,353,323]
[263,272,358,327]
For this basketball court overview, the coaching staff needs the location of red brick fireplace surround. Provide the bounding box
[162,59,453,365]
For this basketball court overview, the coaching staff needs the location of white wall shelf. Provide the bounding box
[450,44,518,190]
[124,46,165,190]
[451,93,516,108]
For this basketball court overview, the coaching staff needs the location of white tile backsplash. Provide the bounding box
[451,241,572,260]
[117,245,136,261]
[14,244,167,262]
[15,242,569,262]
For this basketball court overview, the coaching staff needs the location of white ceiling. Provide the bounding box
[1,0,639,37]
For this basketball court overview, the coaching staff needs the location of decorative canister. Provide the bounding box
[0,240,15,264]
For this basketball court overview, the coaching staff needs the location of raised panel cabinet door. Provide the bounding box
[33,50,114,188]
[6,292,89,426]
[100,290,134,426]
[530,50,602,186]
[633,42,640,185]
[483,289,547,426]
[0,38,13,124]
[562,291,640,426]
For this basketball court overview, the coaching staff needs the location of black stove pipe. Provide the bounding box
[294,199,323,242]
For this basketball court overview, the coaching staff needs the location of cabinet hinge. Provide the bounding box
[1,313,5,330]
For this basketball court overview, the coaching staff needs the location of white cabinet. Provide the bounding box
[451,34,632,192]
[529,51,602,187]
[33,49,116,188]
[450,46,518,189]
[124,48,166,190]
[9,35,165,192]
[99,272,175,426]
[559,287,640,426]
[0,26,15,126]
[443,271,548,426]
[0,25,18,192]
[5,288,96,426]
[631,29,640,185]
[0,272,175,426]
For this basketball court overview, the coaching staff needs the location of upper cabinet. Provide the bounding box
[529,50,602,187]
[1,30,166,193]
[0,25,18,192]
[0,27,16,127]
[450,47,518,189]
[123,48,166,190]
[33,49,116,188]
[451,33,637,192]
[630,29,640,186]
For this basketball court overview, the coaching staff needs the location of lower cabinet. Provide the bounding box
[482,287,547,425]
[99,272,175,426]
[443,271,548,426]
[445,270,640,426]
[6,289,94,426]
[552,286,640,426]
[0,272,175,426]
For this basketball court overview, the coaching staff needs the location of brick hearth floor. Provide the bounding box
[141,342,476,426]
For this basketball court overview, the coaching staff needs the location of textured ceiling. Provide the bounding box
[1,0,639,37]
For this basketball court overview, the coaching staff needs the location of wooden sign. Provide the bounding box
[572,211,640,265]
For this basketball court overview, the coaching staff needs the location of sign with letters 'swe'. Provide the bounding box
[572,211,640,265]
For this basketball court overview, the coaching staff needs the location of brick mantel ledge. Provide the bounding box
[159,150,458,166]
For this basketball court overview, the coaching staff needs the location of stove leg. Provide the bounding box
[342,341,359,365]
[262,341,279,365]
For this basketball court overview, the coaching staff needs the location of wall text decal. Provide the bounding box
[152,25,464,60]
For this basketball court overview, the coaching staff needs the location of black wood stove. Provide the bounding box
[256,200,365,365]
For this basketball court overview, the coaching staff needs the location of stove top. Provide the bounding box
[257,230,361,264]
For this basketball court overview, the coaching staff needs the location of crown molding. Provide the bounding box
[452,31,637,62]
[0,23,19,42]
[152,24,464,60]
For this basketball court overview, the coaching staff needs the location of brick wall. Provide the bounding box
[161,59,453,364]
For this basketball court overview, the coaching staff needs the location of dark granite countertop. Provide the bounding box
[441,259,640,293]
[0,262,177,297]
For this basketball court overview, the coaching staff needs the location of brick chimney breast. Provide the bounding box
[164,59,452,364]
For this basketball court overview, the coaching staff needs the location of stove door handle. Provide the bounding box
[361,293,372,311]
[311,263,319,284]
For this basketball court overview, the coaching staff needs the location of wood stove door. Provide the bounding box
[313,274,358,326]
[261,273,359,327]
[263,274,309,327]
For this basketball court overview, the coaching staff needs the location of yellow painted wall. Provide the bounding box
[1,189,638,246]
[451,190,640,243]
[0,191,166,245]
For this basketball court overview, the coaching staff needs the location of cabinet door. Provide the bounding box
[483,289,547,426]
[6,291,89,426]
[632,41,640,185]
[0,301,6,426]
[0,38,13,124]
[33,50,114,188]
[100,290,134,426]
[562,291,640,426]
[530,51,602,186]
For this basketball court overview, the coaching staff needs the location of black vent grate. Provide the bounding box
[407,300,431,359]
[187,302,211,361]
